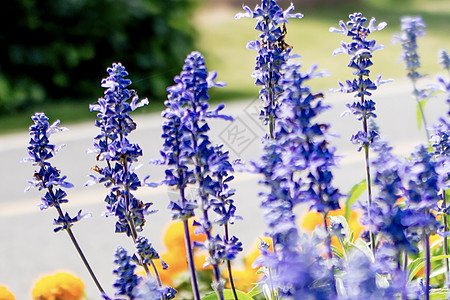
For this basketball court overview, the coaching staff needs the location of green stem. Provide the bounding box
[360,89,376,255]
[399,252,408,300]
[424,234,431,300]
[183,219,201,300]
[411,80,430,141]
[52,202,106,296]
[322,212,338,297]
[443,190,450,286]
[224,223,238,300]
[322,212,333,260]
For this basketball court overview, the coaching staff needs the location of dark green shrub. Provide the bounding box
[0,0,197,114]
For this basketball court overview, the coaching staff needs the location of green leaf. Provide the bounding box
[430,288,449,299]
[408,254,450,282]
[345,179,366,221]
[201,289,254,300]
[353,238,374,262]
[247,285,262,298]
[416,100,427,130]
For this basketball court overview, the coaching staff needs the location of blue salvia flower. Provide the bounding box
[236,0,303,138]
[440,49,450,73]
[330,12,389,151]
[135,236,162,266]
[158,51,238,299]
[393,16,433,139]
[89,63,169,295]
[434,72,450,115]
[251,62,341,298]
[431,120,450,159]
[25,112,110,299]
[368,140,418,254]
[253,231,336,299]
[133,278,161,300]
[89,63,152,237]
[430,121,450,196]
[276,62,342,214]
[206,144,244,266]
[339,247,410,299]
[429,121,450,195]
[330,13,389,253]
[398,144,443,298]
[400,145,442,238]
[132,278,177,300]
[393,16,426,81]
[113,247,142,299]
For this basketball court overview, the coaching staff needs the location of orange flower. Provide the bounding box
[31,272,84,300]
[155,220,208,286]
[0,286,15,300]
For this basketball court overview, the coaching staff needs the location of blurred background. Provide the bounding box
[0,0,448,133]
[0,0,449,298]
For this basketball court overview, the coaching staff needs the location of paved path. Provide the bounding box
[0,80,447,298]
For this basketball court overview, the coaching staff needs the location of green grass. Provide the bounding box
[1,0,449,134]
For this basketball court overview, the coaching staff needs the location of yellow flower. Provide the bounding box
[300,207,365,251]
[31,272,85,300]
[0,286,15,300]
[225,237,273,292]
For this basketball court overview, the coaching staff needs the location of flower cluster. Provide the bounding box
[236,0,303,137]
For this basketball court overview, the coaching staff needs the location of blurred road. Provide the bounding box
[0,80,447,299]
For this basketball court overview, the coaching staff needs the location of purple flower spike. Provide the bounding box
[237,0,303,138]
[89,63,153,237]
[393,16,426,81]
[159,51,239,298]
[25,113,86,226]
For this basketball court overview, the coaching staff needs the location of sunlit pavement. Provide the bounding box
[0,80,446,298]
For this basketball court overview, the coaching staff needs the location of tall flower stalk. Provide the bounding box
[393,16,430,140]
[24,112,107,298]
[236,0,303,139]
[158,51,239,300]
[330,12,389,253]
[88,63,167,297]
